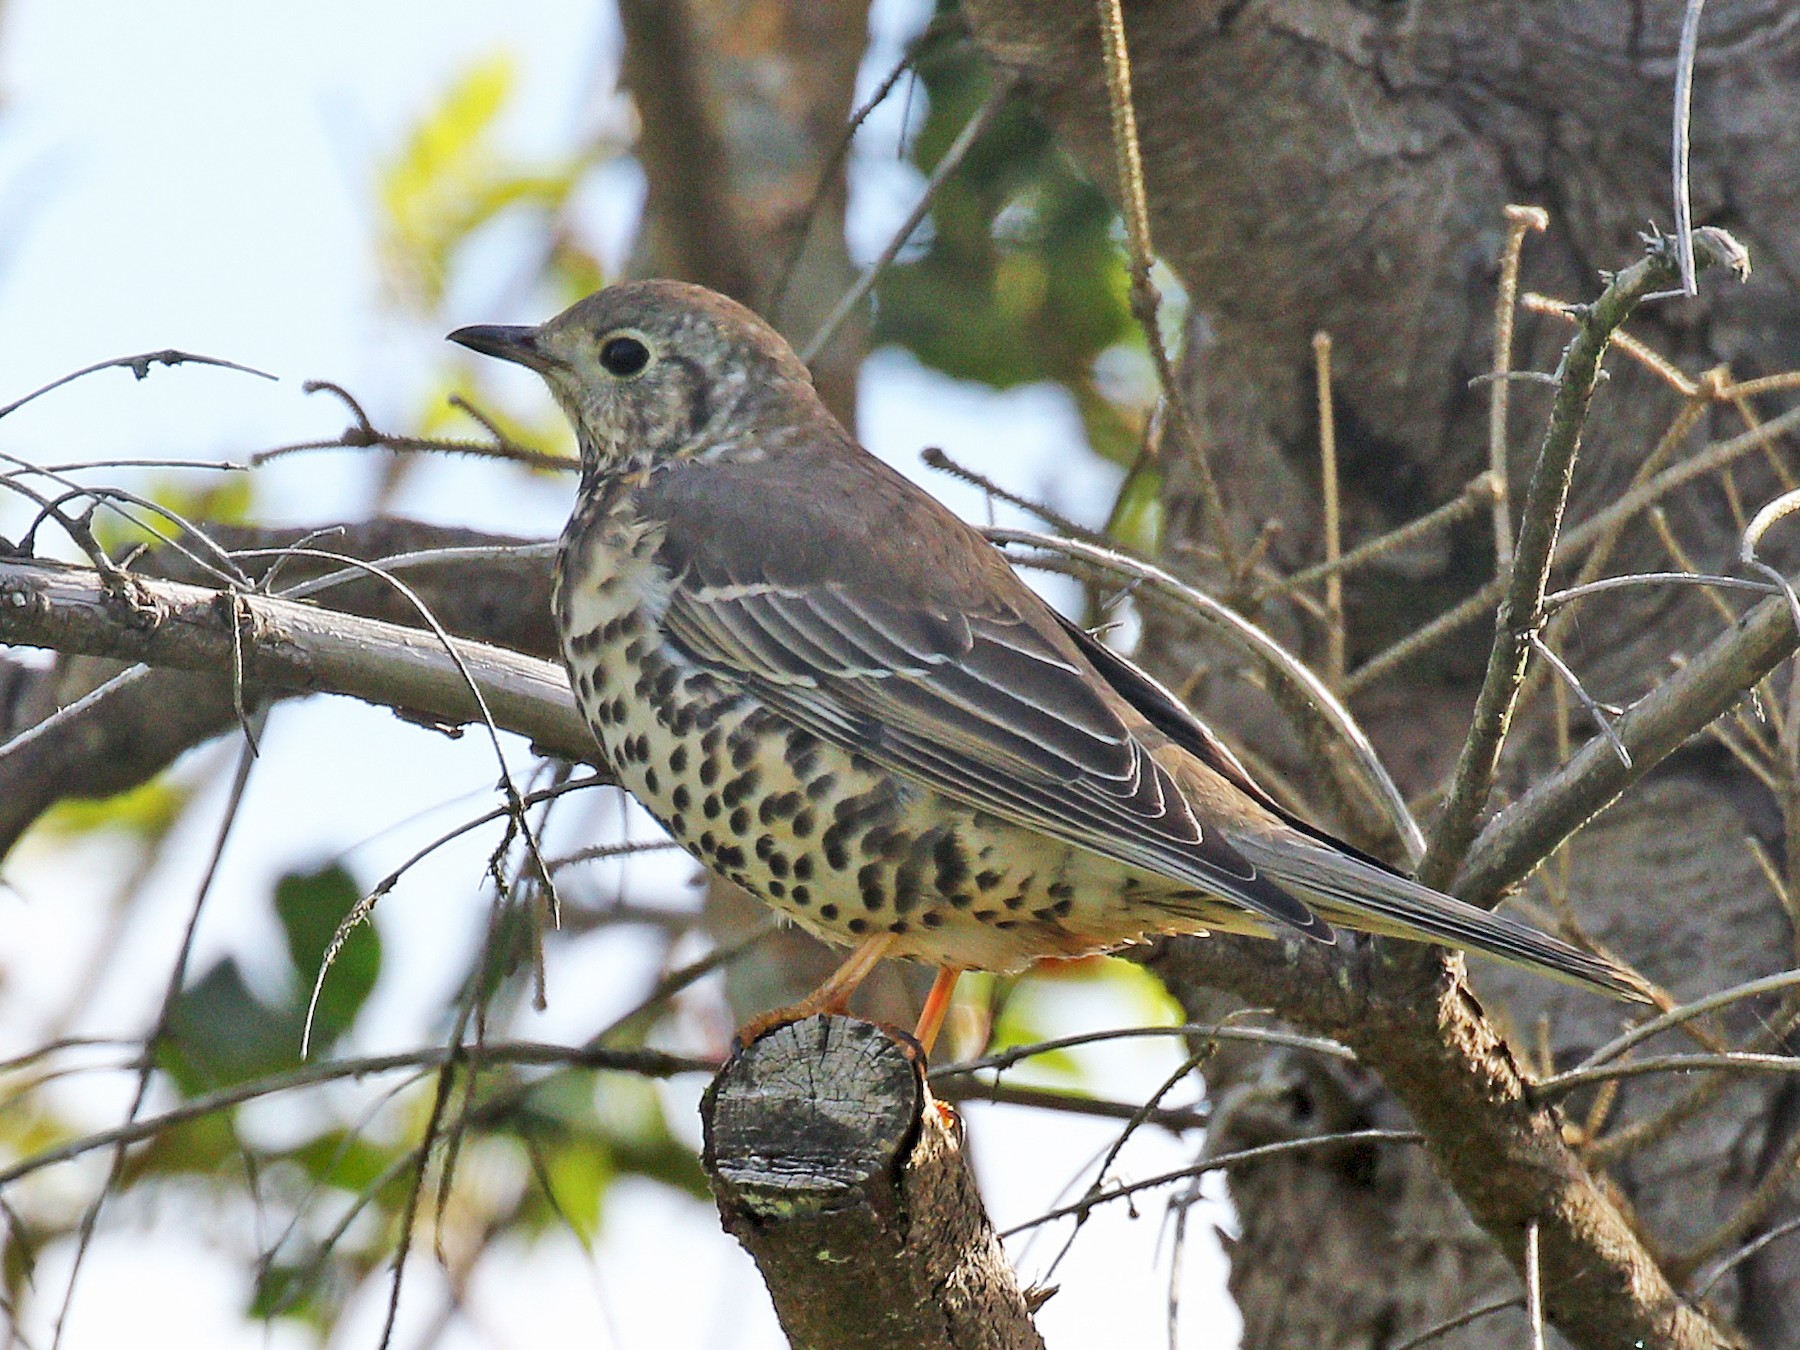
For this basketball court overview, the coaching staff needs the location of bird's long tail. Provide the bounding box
[1229,832,1655,1004]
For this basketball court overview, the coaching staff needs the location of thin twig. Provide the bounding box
[1523,293,1699,395]
[1421,233,1702,889]
[1389,1296,1525,1350]
[1488,206,1548,572]
[0,349,274,422]
[1541,1052,1800,1098]
[1313,331,1346,688]
[231,546,563,935]
[1545,570,1779,612]
[1529,634,1630,768]
[940,1078,1208,1133]
[922,446,1108,546]
[932,1021,1354,1080]
[1456,554,1800,906]
[1038,1042,1215,1284]
[1670,0,1707,296]
[1693,1210,1800,1296]
[1525,1221,1546,1350]
[1561,969,1800,1077]
[1588,1003,1800,1163]
[253,381,575,473]
[1270,473,1500,598]
[1352,400,1800,691]
[50,730,261,1350]
[1092,0,1237,577]
[764,13,961,321]
[800,73,1016,365]
[1677,1107,1800,1276]
[998,1129,1420,1238]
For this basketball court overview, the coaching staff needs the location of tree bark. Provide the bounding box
[702,1016,1045,1350]
[960,0,1800,1344]
[0,554,591,766]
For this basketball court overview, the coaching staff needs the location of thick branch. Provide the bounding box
[1456,570,1800,907]
[0,520,559,853]
[617,0,757,302]
[702,1017,1044,1350]
[0,556,593,764]
[1420,235,1710,889]
[1143,938,1743,1350]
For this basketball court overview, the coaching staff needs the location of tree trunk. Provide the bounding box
[703,1016,1045,1350]
[963,1,1800,1343]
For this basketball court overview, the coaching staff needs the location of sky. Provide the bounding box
[0,2,1240,1347]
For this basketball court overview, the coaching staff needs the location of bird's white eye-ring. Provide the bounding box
[599,332,651,378]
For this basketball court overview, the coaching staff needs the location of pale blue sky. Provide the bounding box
[0,3,1233,1347]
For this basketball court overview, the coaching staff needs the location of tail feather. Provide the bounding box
[1233,833,1655,1005]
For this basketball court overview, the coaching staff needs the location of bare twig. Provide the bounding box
[1421,231,1743,889]
[801,73,1016,365]
[0,556,593,763]
[1092,0,1236,576]
[1545,571,1779,612]
[1528,634,1630,768]
[1313,331,1346,688]
[922,446,1109,547]
[1270,473,1499,599]
[1693,1210,1800,1296]
[1524,1221,1546,1350]
[933,1022,1354,1080]
[1541,1052,1800,1098]
[938,1079,1207,1133]
[1670,0,1707,296]
[1556,969,1800,1079]
[998,1129,1421,1237]
[1488,206,1548,572]
[227,546,564,936]
[0,349,273,422]
[1523,293,1699,395]
[1350,367,1796,695]
[50,726,261,1350]
[1390,1297,1526,1350]
[253,381,575,473]
[765,13,961,321]
[1678,1106,1800,1276]
[1455,545,1800,905]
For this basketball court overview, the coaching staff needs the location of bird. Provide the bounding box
[450,279,1652,1052]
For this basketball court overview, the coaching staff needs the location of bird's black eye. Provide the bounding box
[599,334,650,377]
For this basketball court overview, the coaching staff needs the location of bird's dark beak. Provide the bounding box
[448,324,559,373]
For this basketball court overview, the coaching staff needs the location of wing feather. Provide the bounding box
[646,489,1327,938]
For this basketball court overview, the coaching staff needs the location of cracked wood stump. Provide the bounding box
[701,1016,1045,1350]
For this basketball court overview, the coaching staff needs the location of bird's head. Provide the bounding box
[449,279,816,475]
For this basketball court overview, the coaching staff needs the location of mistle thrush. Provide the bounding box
[451,280,1650,1049]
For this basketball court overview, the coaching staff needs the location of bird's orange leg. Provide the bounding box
[913,966,963,1056]
[735,933,897,1045]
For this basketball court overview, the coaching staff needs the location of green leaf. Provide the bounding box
[286,1128,403,1195]
[378,56,601,311]
[533,1137,614,1242]
[874,47,1134,394]
[381,55,516,304]
[1105,461,1165,558]
[276,864,381,1051]
[157,959,297,1094]
[119,1110,241,1183]
[38,775,192,840]
[91,471,257,556]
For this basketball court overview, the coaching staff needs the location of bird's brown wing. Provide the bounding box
[636,447,1330,941]
[1049,611,1656,1002]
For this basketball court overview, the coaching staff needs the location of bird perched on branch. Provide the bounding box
[451,280,1651,1052]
